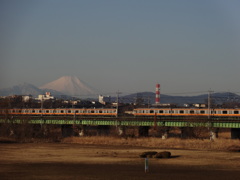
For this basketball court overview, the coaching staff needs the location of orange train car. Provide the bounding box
[133,108,240,117]
[0,108,117,116]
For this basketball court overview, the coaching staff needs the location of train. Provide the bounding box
[132,108,240,117]
[0,108,117,116]
[0,107,240,117]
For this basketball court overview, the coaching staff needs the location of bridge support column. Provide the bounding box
[79,125,86,137]
[32,124,45,137]
[231,128,240,139]
[97,125,110,136]
[180,127,187,139]
[162,128,169,139]
[61,125,73,137]
[138,126,149,137]
[210,128,219,141]
[117,126,125,136]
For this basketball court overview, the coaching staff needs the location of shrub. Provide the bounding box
[139,151,158,158]
[154,151,171,158]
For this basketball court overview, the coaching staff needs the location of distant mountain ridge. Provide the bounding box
[120,92,240,105]
[0,83,63,97]
[0,76,97,98]
[0,83,41,96]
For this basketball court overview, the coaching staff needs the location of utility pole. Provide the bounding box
[41,95,43,118]
[148,96,150,108]
[116,91,122,118]
[208,90,214,119]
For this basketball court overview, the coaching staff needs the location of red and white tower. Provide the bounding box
[155,84,160,104]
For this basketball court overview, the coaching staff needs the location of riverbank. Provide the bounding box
[0,142,240,179]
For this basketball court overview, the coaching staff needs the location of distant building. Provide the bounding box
[63,100,81,105]
[193,103,206,108]
[71,100,80,105]
[99,95,111,105]
[22,95,32,102]
[36,92,54,101]
[2,95,33,102]
[152,103,175,107]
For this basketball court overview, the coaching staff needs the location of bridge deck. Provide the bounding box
[1,115,240,128]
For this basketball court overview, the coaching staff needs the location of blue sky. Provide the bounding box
[1,0,240,95]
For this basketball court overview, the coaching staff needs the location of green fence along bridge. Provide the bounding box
[1,115,240,139]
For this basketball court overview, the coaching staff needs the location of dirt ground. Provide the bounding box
[0,143,240,180]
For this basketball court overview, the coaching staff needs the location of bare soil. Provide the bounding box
[0,143,240,180]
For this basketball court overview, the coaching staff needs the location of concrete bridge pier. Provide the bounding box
[210,128,219,141]
[79,125,86,137]
[162,128,170,139]
[97,125,110,136]
[138,126,149,137]
[33,124,44,137]
[180,127,187,139]
[231,128,240,139]
[61,125,74,137]
[117,126,125,136]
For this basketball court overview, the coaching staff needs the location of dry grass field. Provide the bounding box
[0,136,240,180]
[62,136,240,152]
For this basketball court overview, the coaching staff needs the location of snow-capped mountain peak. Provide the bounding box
[39,76,96,96]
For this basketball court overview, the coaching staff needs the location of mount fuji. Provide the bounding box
[39,76,97,97]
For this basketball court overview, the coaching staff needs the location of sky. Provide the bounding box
[1,0,240,96]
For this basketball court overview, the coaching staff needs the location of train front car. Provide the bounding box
[133,108,240,118]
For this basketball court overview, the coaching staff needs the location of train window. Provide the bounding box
[61,110,64,113]
[234,111,239,114]
[39,110,42,113]
[179,110,184,114]
[150,110,154,113]
[200,110,205,114]
[159,110,163,113]
[99,110,102,113]
[18,110,22,113]
[32,110,35,113]
[222,111,228,114]
[46,110,49,113]
[68,110,71,113]
[75,110,79,113]
[190,110,194,114]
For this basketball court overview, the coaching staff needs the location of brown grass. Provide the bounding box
[61,136,240,151]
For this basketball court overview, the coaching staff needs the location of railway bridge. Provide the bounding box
[1,115,240,139]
